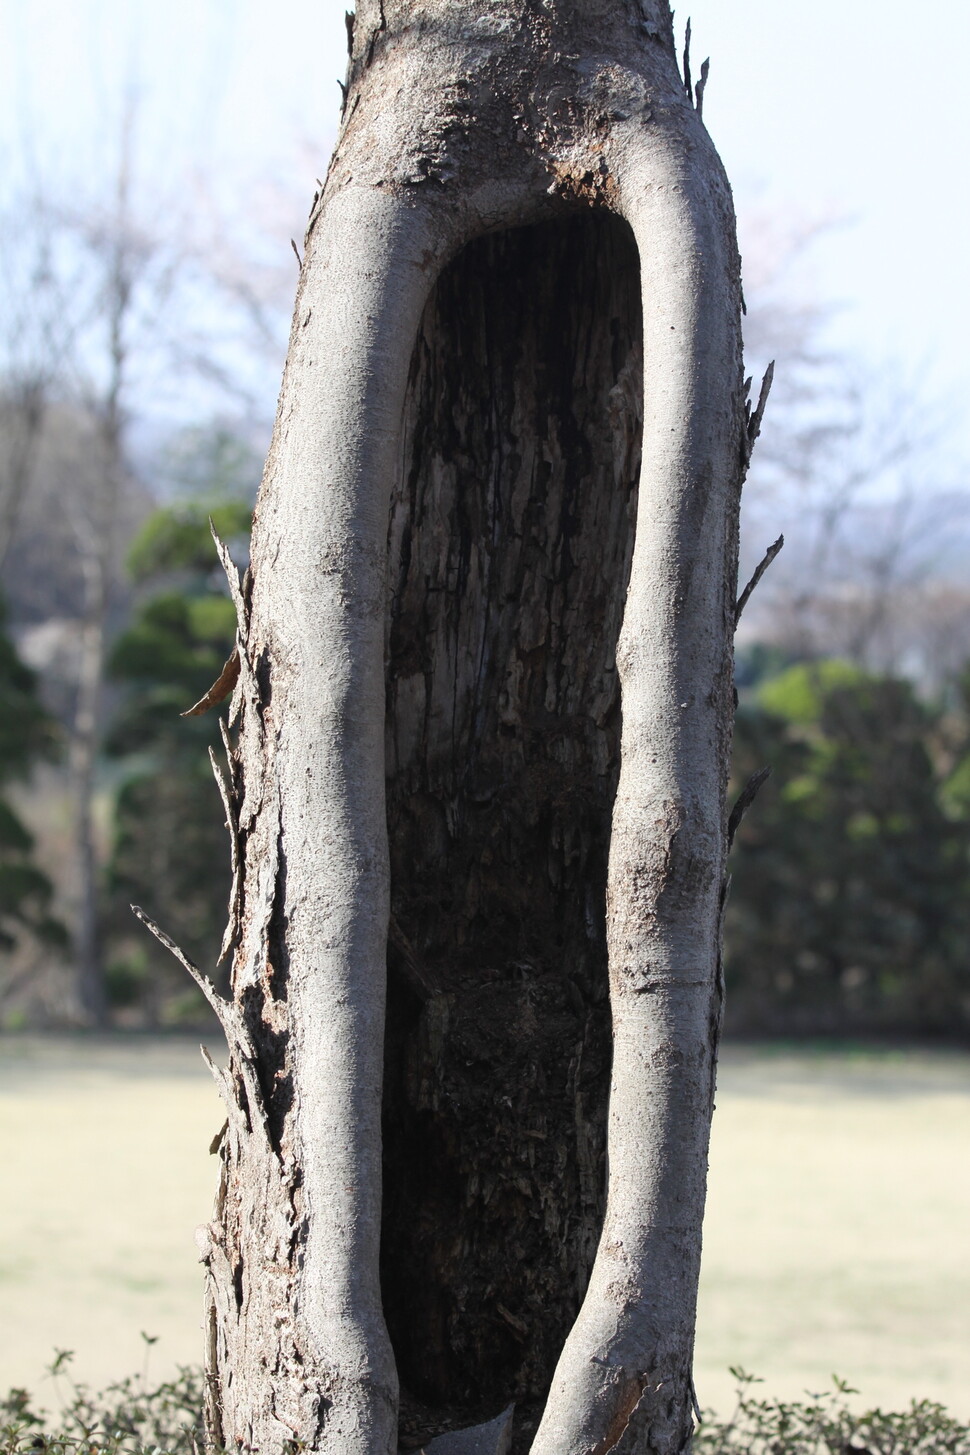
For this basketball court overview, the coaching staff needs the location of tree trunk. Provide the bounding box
[70,345,126,1028]
[69,143,135,1028]
[0,379,47,569]
[71,580,109,1026]
[185,4,745,1452]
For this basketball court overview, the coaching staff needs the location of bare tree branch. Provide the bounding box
[735,534,784,627]
[728,765,771,848]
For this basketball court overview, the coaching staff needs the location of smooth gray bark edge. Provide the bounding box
[187,6,746,1451]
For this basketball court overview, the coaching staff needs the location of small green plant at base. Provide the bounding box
[0,1344,204,1455]
[3,1362,968,1454]
[695,1369,970,1455]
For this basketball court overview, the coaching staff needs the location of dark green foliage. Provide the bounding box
[125,499,252,587]
[0,599,64,951]
[727,659,970,1036]
[696,1372,970,1455]
[104,493,251,1020]
[0,609,57,777]
[107,591,238,750]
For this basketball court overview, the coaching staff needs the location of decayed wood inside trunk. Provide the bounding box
[381,211,643,1446]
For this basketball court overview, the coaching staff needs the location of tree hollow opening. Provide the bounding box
[381,211,643,1440]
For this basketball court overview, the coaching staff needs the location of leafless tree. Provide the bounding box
[737,212,970,682]
[0,102,301,1021]
[0,195,89,565]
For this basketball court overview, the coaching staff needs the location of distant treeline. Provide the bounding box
[727,652,970,1036]
[3,500,970,1037]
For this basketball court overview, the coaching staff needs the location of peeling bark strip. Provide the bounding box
[181,646,239,717]
[181,3,745,1453]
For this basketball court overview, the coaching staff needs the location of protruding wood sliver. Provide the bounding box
[734,535,784,627]
[208,745,243,963]
[695,56,710,116]
[181,646,240,717]
[200,1046,246,1136]
[420,1406,514,1455]
[743,359,775,465]
[209,1118,229,1155]
[131,903,231,1025]
[209,521,249,637]
[727,765,772,847]
[131,905,271,1148]
[218,714,237,770]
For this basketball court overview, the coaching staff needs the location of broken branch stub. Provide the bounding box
[735,534,784,626]
[727,765,772,848]
[208,522,248,638]
[744,359,775,466]
[130,903,231,1027]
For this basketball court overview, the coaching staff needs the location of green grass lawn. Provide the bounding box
[1,1036,967,1418]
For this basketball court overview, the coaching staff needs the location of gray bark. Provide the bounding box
[187,4,745,1452]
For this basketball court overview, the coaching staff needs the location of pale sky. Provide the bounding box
[1,0,967,465]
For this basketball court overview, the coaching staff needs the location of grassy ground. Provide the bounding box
[0,1035,967,1418]
[696,1044,970,1418]
[0,1036,220,1399]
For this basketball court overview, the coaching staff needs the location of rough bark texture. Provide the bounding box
[382,213,641,1442]
[181,4,747,1453]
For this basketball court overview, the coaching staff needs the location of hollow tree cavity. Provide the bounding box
[152,5,750,1454]
[382,213,641,1437]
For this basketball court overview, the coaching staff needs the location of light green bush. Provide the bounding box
[696,1371,970,1455]
[3,1359,968,1455]
[0,1348,203,1455]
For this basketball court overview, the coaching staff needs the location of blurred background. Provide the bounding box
[0,0,967,1424]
